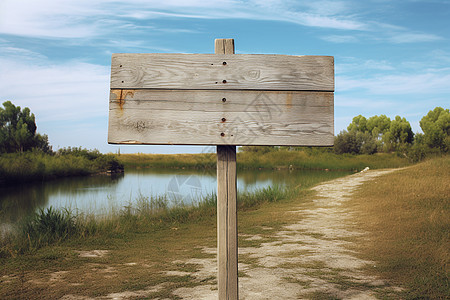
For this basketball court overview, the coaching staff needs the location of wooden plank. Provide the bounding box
[216,38,238,300]
[107,89,334,146]
[108,106,334,146]
[109,89,333,111]
[110,53,334,91]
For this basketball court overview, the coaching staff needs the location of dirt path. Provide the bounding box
[169,169,403,299]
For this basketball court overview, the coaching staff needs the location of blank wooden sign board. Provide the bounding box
[108,39,334,299]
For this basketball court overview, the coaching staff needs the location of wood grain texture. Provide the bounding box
[216,38,238,300]
[108,89,333,146]
[108,106,333,146]
[109,89,333,110]
[215,38,234,55]
[110,53,334,91]
[217,145,238,300]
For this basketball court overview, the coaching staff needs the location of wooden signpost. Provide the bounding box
[108,39,334,299]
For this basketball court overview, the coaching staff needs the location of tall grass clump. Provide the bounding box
[349,156,449,299]
[0,207,80,257]
[238,185,291,209]
[23,207,78,248]
[97,185,293,234]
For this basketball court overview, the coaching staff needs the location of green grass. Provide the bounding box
[118,150,411,171]
[348,156,450,299]
[0,150,123,184]
[238,150,410,170]
[118,152,216,169]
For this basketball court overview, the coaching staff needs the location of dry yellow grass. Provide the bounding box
[348,156,449,299]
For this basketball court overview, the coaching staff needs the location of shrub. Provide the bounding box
[20,207,78,250]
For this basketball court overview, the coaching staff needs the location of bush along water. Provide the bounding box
[0,148,124,185]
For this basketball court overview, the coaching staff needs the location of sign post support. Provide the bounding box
[108,38,334,300]
[215,38,238,300]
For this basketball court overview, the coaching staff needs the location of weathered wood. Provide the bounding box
[108,90,334,146]
[217,145,238,300]
[109,89,333,109]
[215,39,234,55]
[108,107,333,146]
[111,53,334,91]
[216,38,238,300]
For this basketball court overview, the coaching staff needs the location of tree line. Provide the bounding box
[240,106,449,161]
[334,107,449,158]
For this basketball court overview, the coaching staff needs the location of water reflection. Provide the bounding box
[0,168,351,228]
[0,174,124,225]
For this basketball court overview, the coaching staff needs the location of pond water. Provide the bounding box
[0,168,351,230]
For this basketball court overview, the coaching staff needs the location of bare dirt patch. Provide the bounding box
[169,170,404,299]
[76,250,110,258]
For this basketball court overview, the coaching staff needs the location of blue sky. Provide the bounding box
[0,0,449,153]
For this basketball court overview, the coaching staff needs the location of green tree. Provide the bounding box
[334,130,377,155]
[384,116,414,151]
[366,115,391,140]
[0,101,51,153]
[347,115,368,133]
[419,107,450,152]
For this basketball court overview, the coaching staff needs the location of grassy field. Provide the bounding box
[347,156,449,299]
[118,150,411,171]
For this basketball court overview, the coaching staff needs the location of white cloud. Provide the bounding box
[0,0,368,40]
[0,56,110,123]
[429,50,450,63]
[0,46,48,61]
[388,32,443,44]
[0,0,442,48]
[337,72,450,95]
[321,35,358,43]
[0,0,99,38]
[336,58,395,75]
[300,1,352,16]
